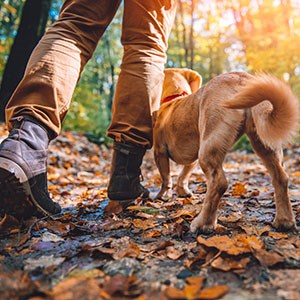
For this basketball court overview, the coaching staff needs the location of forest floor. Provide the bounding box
[0,124,299,300]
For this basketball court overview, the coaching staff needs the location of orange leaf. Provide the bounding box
[268,231,288,240]
[197,234,263,256]
[164,286,186,299]
[197,285,229,299]
[186,277,205,288]
[184,284,202,299]
[142,230,161,238]
[231,182,247,196]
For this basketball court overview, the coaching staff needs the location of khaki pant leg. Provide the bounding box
[107,0,177,148]
[5,0,121,135]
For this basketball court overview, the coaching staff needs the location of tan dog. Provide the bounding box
[153,68,299,233]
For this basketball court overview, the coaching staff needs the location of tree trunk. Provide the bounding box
[0,0,52,122]
[189,0,195,69]
[104,36,115,116]
[178,0,189,67]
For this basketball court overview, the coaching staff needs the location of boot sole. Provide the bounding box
[0,157,58,219]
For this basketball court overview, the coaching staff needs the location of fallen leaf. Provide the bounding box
[197,285,229,299]
[111,236,140,259]
[142,230,161,238]
[104,201,124,215]
[103,274,141,297]
[267,231,289,240]
[166,246,185,260]
[127,205,160,214]
[254,249,285,267]
[218,212,242,223]
[41,232,64,243]
[197,234,263,256]
[50,277,105,300]
[211,256,250,271]
[186,277,205,289]
[133,218,157,230]
[232,182,247,196]
[164,286,185,299]
[24,255,65,271]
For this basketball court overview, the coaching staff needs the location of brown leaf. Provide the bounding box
[133,218,157,230]
[50,277,104,300]
[218,212,242,223]
[166,246,185,260]
[211,256,250,271]
[104,201,124,215]
[111,236,140,259]
[185,247,208,269]
[97,219,131,231]
[103,274,140,297]
[197,234,263,256]
[254,249,285,267]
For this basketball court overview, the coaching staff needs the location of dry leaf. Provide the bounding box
[211,256,250,271]
[186,277,205,288]
[232,182,247,196]
[164,286,186,299]
[103,274,140,297]
[254,249,285,267]
[197,234,263,256]
[166,246,185,260]
[133,218,157,230]
[218,212,242,223]
[268,231,289,240]
[142,230,162,238]
[50,277,104,300]
[197,285,229,299]
[111,237,141,259]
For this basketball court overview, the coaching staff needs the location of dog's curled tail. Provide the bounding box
[223,74,299,148]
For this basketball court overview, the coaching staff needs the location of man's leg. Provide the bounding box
[0,0,121,217]
[107,0,177,201]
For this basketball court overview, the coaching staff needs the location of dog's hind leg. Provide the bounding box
[248,132,296,231]
[190,144,228,233]
[176,162,197,197]
[154,149,173,200]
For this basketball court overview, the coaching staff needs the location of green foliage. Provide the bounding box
[233,135,253,153]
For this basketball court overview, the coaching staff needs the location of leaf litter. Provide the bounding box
[0,124,300,299]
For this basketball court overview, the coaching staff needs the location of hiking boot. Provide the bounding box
[107,142,150,201]
[0,115,61,218]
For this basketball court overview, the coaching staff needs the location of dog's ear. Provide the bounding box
[180,69,202,92]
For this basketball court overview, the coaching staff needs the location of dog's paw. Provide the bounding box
[176,186,193,198]
[190,215,216,234]
[155,189,172,200]
[272,216,296,232]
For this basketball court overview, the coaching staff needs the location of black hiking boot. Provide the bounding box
[0,115,61,218]
[107,142,150,202]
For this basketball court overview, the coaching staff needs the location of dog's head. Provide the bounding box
[161,68,202,104]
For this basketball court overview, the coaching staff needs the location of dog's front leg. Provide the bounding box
[176,162,197,197]
[190,155,228,233]
[154,150,173,200]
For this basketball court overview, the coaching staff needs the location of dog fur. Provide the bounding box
[153,68,299,233]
